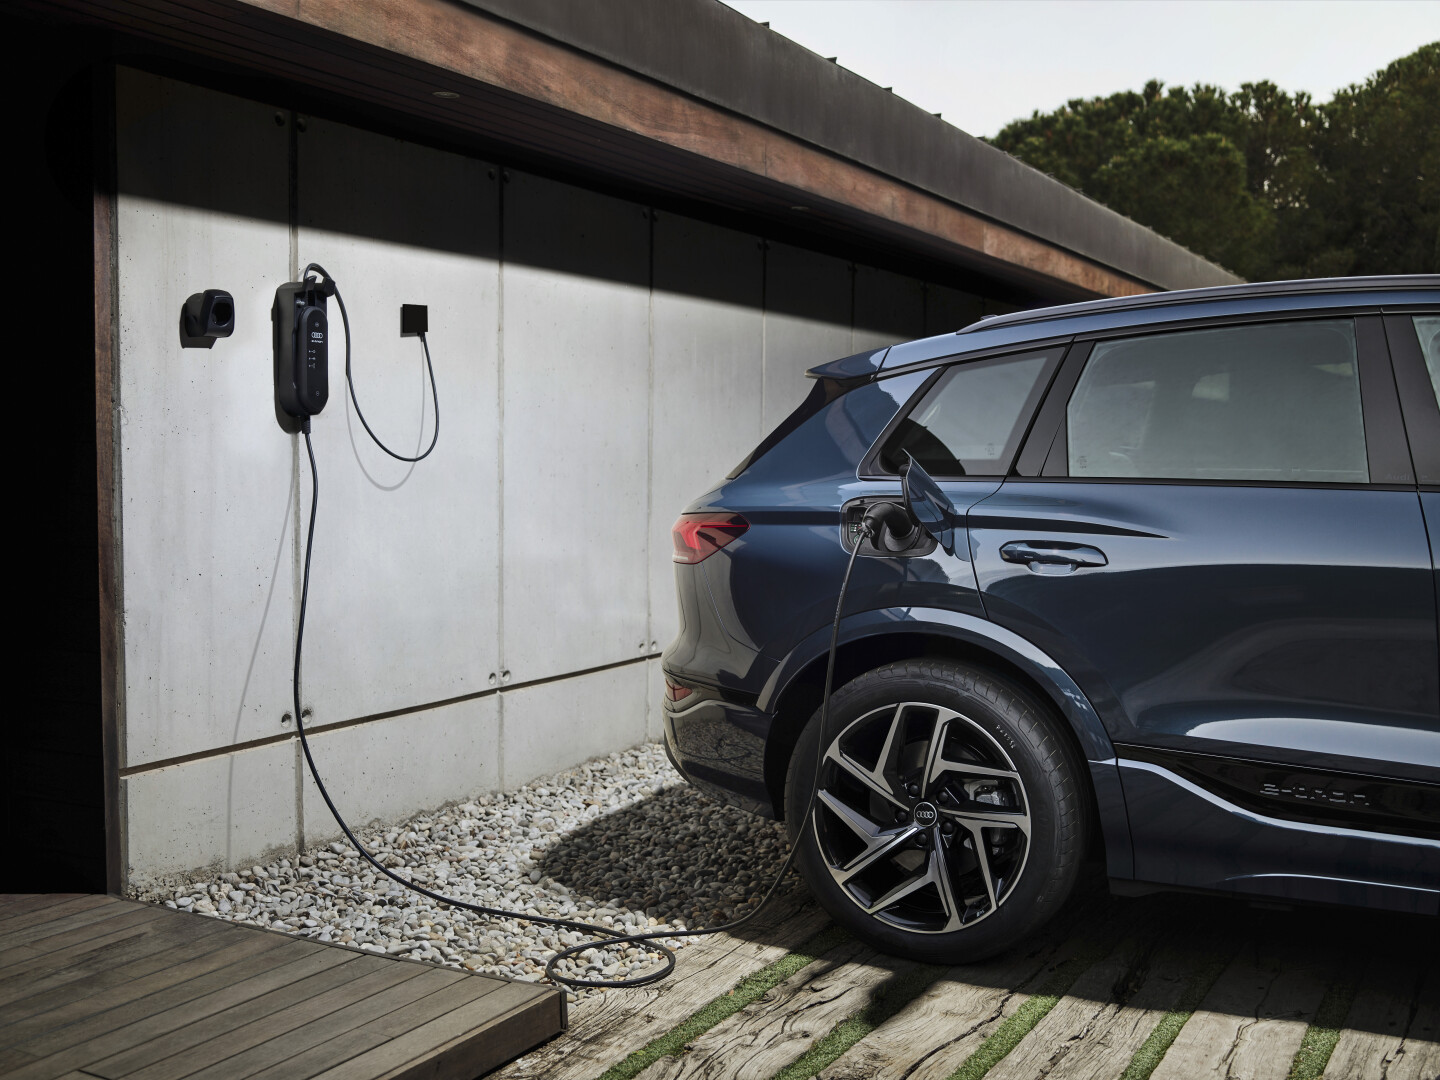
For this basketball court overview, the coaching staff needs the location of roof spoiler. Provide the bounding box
[805,346,890,383]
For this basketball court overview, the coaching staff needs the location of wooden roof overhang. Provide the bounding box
[30,0,1160,301]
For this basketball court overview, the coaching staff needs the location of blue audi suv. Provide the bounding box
[662,276,1440,962]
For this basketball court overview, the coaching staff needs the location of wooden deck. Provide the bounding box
[502,872,1440,1080]
[0,893,565,1080]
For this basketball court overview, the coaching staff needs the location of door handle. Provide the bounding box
[1000,541,1108,569]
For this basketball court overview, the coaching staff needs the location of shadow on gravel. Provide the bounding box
[543,784,1437,1034]
[539,784,804,943]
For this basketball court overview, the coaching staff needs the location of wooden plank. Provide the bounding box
[0,1046,39,1073]
[816,957,1034,1080]
[0,923,173,997]
[1025,942,1208,1080]
[813,873,1120,1080]
[0,916,233,1025]
[147,968,465,1080]
[986,932,1155,1080]
[242,976,505,1080]
[177,968,476,1080]
[500,890,828,1080]
[0,926,148,987]
[4,945,353,1076]
[0,943,45,973]
[0,897,131,946]
[261,1030,392,1080]
[636,937,913,1080]
[0,1054,39,1077]
[0,896,95,923]
[1323,955,1423,1079]
[1386,967,1440,1080]
[0,929,292,1043]
[1151,943,1333,1080]
[0,906,221,980]
[82,954,413,1079]
[0,915,228,1009]
[310,981,560,1080]
[0,913,189,996]
[0,896,97,920]
[4,903,162,952]
[0,903,160,961]
[816,910,1119,1080]
[0,896,117,935]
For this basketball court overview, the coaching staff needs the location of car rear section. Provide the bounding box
[659,341,1067,821]
[661,360,939,815]
[662,277,1440,963]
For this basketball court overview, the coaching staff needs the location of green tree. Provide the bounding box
[1307,44,1440,277]
[1089,133,1274,278]
[988,43,1438,281]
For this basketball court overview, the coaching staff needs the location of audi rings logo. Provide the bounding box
[913,802,938,826]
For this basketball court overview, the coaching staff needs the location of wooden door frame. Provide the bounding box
[94,60,124,895]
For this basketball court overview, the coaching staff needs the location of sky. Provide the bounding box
[722,0,1439,138]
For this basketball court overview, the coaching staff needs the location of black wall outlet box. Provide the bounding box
[401,304,428,337]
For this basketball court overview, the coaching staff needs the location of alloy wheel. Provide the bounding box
[811,701,1031,933]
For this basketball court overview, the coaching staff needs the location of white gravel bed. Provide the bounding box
[131,742,793,1004]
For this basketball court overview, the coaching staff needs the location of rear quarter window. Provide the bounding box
[1067,319,1368,483]
[875,348,1059,476]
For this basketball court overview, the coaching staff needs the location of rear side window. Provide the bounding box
[877,349,1057,476]
[1414,316,1440,410]
[1067,319,1368,483]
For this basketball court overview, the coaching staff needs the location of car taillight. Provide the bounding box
[671,513,749,564]
[664,679,693,702]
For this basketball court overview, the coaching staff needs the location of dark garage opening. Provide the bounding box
[3,11,108,893]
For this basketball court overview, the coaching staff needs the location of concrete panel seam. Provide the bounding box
[496,162,507,789]
[118,651,663,779]
[645,204,655,656]
[288,109,302,855]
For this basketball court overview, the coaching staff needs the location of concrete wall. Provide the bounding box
[114,69,995,880]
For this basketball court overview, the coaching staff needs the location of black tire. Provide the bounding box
[784,658,1086,963]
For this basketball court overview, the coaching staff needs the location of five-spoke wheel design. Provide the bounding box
[812,702,1030,934]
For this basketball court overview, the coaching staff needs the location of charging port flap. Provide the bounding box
[841,496,936,558]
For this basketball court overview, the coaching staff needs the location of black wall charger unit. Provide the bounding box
[273,279,330,419]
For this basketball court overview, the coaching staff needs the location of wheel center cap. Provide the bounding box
[913,801,938,827]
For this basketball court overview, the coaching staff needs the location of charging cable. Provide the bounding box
[288,265,879,988]
[302,263,439,462]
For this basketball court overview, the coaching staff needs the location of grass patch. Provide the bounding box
[595,924,849,1080]
[1286,978,1358,1080]
[944,941,1114,1080]
[770,963,948,1080]
[947,991,1063,1080]
[1119,951,1234,1080]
